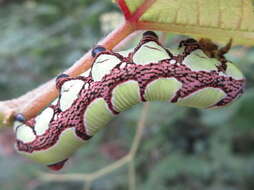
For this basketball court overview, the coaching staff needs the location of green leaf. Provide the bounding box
[116,0,254,46]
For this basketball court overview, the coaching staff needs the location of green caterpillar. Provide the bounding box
[14,31,245,170]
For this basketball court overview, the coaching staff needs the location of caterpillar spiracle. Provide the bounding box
[14,31,245,171]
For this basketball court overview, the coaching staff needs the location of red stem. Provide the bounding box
[117,0,132,20]
[129,0,156,22]
[117,0,156,23]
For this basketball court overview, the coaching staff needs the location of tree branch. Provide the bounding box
[0,21,136,127]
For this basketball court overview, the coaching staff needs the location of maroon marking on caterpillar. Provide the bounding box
[17,59,245,153]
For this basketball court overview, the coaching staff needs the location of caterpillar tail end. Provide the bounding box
[47,159,68,171]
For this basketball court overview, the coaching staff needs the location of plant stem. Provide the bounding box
[0,21,135,126]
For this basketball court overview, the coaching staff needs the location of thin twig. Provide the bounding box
[39,154,131,182]
[83,180,91,190]
[129,103,149,157]
[128,160,136,190]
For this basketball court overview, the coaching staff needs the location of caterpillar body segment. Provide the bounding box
[84,98,115,136]
[144,78,182,102]
[14,31,245,170]
[111,80,141,112]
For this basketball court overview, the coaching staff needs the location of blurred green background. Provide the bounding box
[0,0,254,190]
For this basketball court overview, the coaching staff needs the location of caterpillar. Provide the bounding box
[13,31,245,171]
